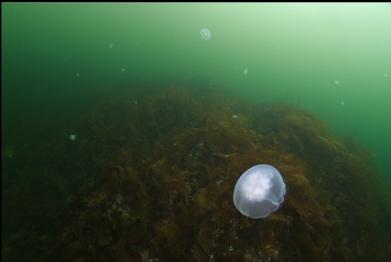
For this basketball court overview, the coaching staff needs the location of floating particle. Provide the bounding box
[4,147,14,158]
[334,80,340,85]
[109,43,114,49]
[76,72,80,77]
[384,73,389,78]
[233,164,286,219]
[200,28,212,40]
[134,101,138,105]
[121,68,126,72]
[232,114,239,119]
[244,68,248,75]
[69,134,77,141]
[340,101,345,106]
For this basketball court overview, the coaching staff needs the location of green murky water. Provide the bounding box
[2,3,391,261]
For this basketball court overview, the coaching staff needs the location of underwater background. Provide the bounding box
[2,3,391,261]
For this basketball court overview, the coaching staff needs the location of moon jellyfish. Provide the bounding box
[233,164,286,219]
[200,28,211,40]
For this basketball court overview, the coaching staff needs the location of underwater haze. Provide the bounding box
[2,3,391,261]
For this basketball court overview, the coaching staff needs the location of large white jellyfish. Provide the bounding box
[233,164,286,219]
[200,28,211,40]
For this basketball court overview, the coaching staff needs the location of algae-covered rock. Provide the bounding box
[6,85,389,261]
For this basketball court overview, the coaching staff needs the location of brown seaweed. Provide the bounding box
[3,85,390,261]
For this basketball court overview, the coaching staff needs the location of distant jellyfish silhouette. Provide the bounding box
[200,28,211,40]
[233,164,286,219]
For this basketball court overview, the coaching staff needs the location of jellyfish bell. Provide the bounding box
[200,28,212,40]
[233,164,286,219]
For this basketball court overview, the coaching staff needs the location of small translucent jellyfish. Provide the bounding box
[69,134,77,141]
[121,68,126,72]
[4,146,14,159]
[76,72,80,77]
[340,101,345,106]
[334,80,340,85]
[233,164,286,219]
[244,68,248,75]
[200,28,212,40]
[384,73,389,78]
[109,42,114,49]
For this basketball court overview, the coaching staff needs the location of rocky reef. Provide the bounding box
[2,85,391,261]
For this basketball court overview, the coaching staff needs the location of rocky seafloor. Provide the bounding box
[2,85,391,261]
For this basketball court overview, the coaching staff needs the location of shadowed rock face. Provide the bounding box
[3,85,390,261]
[233,164,286,219]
